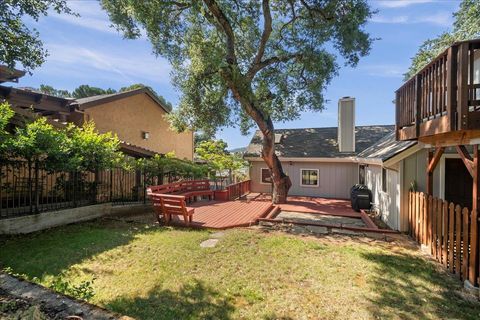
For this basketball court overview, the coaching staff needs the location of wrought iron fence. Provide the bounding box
[0,160,155,219]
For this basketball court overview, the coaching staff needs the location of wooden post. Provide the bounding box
[415,74,422,138]
[427,147,445,195]
[473,145,480,286]
[427,150,434,195]
[457,42,469,130]
[473,145,479,214]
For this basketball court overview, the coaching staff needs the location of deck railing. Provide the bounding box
[396,39,480,140]
[408,191,479,286]
[226,180,251,200]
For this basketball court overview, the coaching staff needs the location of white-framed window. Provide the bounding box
[300,169,319,187]
[260,168,272,184]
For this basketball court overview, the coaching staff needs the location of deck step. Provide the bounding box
[253,205,279,225]
[265,206,280,219]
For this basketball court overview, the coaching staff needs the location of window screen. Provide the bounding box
[261,168,271,184]
[301,169,319,186]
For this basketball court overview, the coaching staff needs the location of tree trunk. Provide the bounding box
[221,67,291,204]
[260,122,291,204]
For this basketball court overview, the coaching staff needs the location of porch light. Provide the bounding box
[142,131,150,140]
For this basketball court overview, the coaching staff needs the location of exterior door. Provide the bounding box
[444,158,472,209]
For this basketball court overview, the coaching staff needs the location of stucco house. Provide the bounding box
[0,85,194,160]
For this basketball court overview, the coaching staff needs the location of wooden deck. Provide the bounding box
[164,194,381,231]
[167,199,273,229]
[396,39,480,142]
[255,194,361,217]
[254,194,382,231]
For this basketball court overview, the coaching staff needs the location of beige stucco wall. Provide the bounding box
[85,94,194,160]
[249,160,359,199]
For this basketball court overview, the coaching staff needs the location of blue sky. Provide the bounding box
[14,0,460,149]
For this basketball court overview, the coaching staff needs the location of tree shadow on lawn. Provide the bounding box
[106,279,293,320]
[106,279,235,320]
[362,251,480,320]
[0,219,163,280]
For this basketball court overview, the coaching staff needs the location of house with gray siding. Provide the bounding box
[245,97,465,232]
[245,97,394,200]
[358,135,475,232]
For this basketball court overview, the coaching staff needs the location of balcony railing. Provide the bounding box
[396,39,480,141]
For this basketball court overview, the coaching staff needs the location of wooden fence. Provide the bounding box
[226,180,251,200]
[409,191,478,286]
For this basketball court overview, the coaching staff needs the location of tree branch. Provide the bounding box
[246,53,303,79]
[252,0,272,67]
[299,0,334,21]
[202,0,237,65]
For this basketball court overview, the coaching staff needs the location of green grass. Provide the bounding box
[0,219,479,319]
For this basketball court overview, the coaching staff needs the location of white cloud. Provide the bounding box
[48,1,117,34]
[370,15,409,24]
[370,11,452,27]
[359,64,406,78]
[375,0,436,8]
[43,43,172,84]
[52,14,117,34]
[415,12,452,26]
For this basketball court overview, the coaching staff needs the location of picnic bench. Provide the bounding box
[147,180,214,225]
[147,179,214,203]
[151,194,194,226]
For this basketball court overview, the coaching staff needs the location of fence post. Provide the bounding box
[143,169,147,204]
[28,160,33,215]
[93,169,99,204]
[455,205,462,277]
[408,192,412,236]
[462,207,470,280]
[449,202,455,273]
[33,161,39,214]
[109,169,113,202]
[470,209,478,286]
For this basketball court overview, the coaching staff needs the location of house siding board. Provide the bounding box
[364,164,401,230]
[250,161,358,199]
[250,162,273,194]
[84,94,194,160]
[403,149,441,197]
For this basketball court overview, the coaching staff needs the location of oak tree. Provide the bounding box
[1,0,73,72]
[405,0,480,80]
[102,0,373,203]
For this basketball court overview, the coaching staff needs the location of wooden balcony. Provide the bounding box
[396,39,480,145]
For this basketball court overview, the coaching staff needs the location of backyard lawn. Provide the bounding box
[0,218,479,320]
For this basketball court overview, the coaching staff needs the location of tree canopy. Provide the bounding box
[34,83,173,110]
[195,139,248,183]
[1,0,73,72]
[72,85,116,99]
[102,0,372,135]
[0,103,122,172]
[101,0,374,203]
[405,0,480,80]
[120,83,173,111]
[0,102,15,162]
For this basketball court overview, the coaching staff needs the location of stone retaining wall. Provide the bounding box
[0,203,151,234]
[0,273,132,319]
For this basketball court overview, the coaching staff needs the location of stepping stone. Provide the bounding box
[200,239,219,248]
